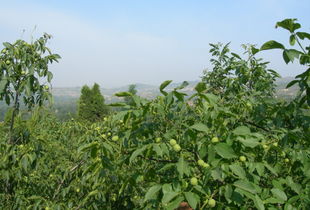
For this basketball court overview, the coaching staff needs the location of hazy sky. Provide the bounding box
[0,0,309,88]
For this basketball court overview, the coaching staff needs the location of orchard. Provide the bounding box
[0,19,309,209]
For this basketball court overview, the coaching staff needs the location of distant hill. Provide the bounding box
[51,77,298,102]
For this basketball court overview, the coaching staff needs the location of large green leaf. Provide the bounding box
[162,191,179,204]
[130,145,147,163]
[144,185,162,201]
[229,164,246,179]
[165,195,184,210]
[260,40,285,51]
[233,126,251,136]
[176,156,190,178]
[214,143,237,159]
[184,192,199,209]
[234,180,258,194]
[254,195,265,210]
[271,188,287,202]
[160,80,172,96]
[190,123,208,133]
[296,32,310,40]
[276,18,301,33]
[237,137,260,148]
[282,49,302,64]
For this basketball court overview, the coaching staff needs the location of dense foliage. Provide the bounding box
[0,19,309,209]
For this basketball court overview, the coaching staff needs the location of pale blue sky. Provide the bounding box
[0,0,309,87]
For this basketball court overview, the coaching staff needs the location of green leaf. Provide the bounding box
[251,46,259,55]
[190,123,208,133]
[231,52,241,59]
[296,32,310,40]
[260,40,285,51]
[283,49,302,64]
[160,80,172,96]
[286,176,301,194]
[130,145,147,163]
[234,180,257,194]
[282,50,290,64]
[162,191,179,204]
[271,188,287,202]
[237,137,260,148]
[177,156,189,178]
[174,81,189,90]
[255,163,265,176]
[224,185,233,201]
[276,18,300,33]
[184,192,199,209]
[286,80,298,88]
[153,144,163,157]
[214,143,237,159]
[195,82,206,93]
[47,71,53,82]
[21,155,29,171]
[229,164,246,179]
[165,195,184,210]
[0,78,8,94]
[254,195,265,210]
[289,35,296,46]
[144,185,162,201]
[233,126,251,136]
[264,162,278,175]
[115,92,133,97]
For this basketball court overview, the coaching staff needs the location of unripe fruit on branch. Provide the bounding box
[169,139,177,146]
[211,137,219,143]
[239,156,246,162]
[198,159,205,166]
[112,135,119,141]
[190,177,198,186]
[208,198,216,207]
[173,144,181,152]
[155,137,161,143]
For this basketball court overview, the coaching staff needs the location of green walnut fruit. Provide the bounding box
[202,162,210,168]
[211,137,219,143]
[239,156,246,162]
[101,134,106,138]
[6,60,10,65]
[284,158,289,163]
[103,117,108,121]
[112,135,119,141]
[76,188,80,192]
[190,177,198,186]
[1,48,7,54]
[273,142,278,147]
[21,70,26,75]
[169,139,177,146]
[155,137,161,143]
[198,159,205,166]
[173,144,181,152]
[43,85,49,90]
[208,198,216,207]
[107,132,111,136]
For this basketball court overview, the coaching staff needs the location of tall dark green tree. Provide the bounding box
[77,83,109,121]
